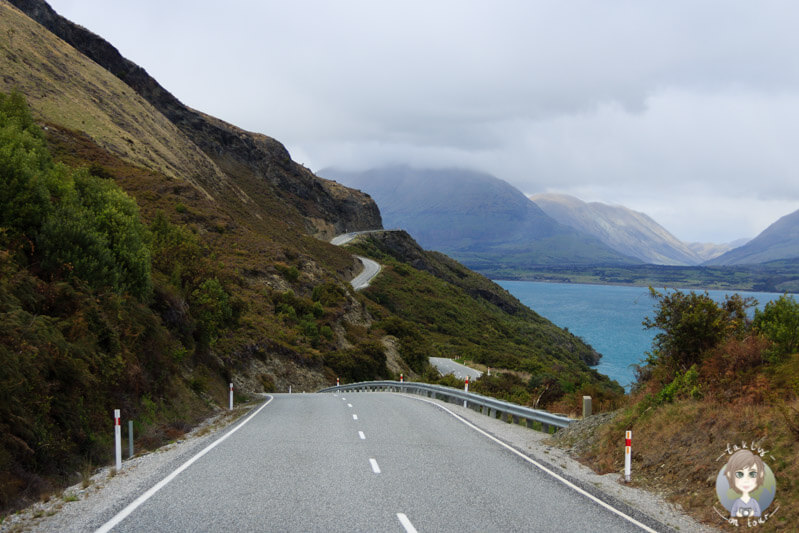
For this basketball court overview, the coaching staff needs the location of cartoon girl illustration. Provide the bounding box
[723,449,765,518]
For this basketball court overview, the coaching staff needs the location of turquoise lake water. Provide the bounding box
[496,280,784,390]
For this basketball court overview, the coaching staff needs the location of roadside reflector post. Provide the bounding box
[229,383,233,410]
[336,377,340,387]
[400,373,404,383]
[128,420,134,459]
[583,396,592,418]
[487,367,491,376]
[624,430,632,482]
[289,385,292,394]
[464,376,469,407]
[114,409,122,471]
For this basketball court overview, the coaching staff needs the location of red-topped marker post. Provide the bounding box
[624,430,632,482]
[114,409,122,471]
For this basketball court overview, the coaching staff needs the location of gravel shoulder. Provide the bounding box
[2,393,719,533]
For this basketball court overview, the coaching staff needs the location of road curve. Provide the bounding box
[331,231,383,290]
[429,357,483,380]
[350,257,381,290]
[97,394,663,533]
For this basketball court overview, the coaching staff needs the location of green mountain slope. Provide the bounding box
[344,231,621,394]
[322,166,640,271]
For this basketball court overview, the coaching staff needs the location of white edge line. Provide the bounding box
[407,395,658,533]
[397,513,418,533]
[95,396,274,533]
[353,414,358,420]
[358,431,366,440]
[369,458,381,474]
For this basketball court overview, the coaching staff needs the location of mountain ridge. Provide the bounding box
[705,208,799,265]
[321,165,640,269]
[6,0,381,239]
[530,193,707,265]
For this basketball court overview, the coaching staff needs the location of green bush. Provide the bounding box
[0,91,152,300]
[753,294,799,361]
[325,342,388,382]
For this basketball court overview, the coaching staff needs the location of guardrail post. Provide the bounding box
[542,422,551,434]
[128,420,134,459]
[583,396,592,418]
[526,418,534,429]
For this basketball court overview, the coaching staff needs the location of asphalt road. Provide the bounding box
[97,393,660,532]
[330,232,382,290]
[350,256,381,290]
[429,357,484,381]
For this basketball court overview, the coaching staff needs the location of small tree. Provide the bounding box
[642,288,755,382]
[753,294,799,361]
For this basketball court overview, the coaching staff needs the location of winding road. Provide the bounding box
[95,393,663,532]
[429,357,484,381]
[331,231,384,290]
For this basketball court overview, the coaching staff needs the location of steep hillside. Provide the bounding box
[530,193,704,265]
[705,208,799,265]
[6,0,381,239]
[322,166,639,270]
[342,231,622,400]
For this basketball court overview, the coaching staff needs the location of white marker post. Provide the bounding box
[400,373,404,383]
[624,430,632,482]
[464,376,469,407]
[229,383,233,410]
[336,377,340,387]
[114,410,122,471]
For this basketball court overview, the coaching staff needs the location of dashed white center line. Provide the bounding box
[347,403,353,408]
[369,458,381,474]
[397,513,418,533]
[352,414,358,420]
[358,431,366,440]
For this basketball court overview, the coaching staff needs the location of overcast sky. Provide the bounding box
[46,0,798,243]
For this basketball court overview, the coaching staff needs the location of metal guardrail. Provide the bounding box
[318,380,574,433]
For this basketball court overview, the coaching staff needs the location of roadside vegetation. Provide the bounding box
[564,287,799,531]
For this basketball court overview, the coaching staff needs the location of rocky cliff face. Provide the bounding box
[10,0,381,237]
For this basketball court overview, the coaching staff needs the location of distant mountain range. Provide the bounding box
[705,208,799,265]
[530,193,704,265]
[324,166,799,269]
[320,166,640,269]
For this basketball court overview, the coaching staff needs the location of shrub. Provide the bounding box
[753,294,799,362]
[0,91,152,300]
[642,288,755,382]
